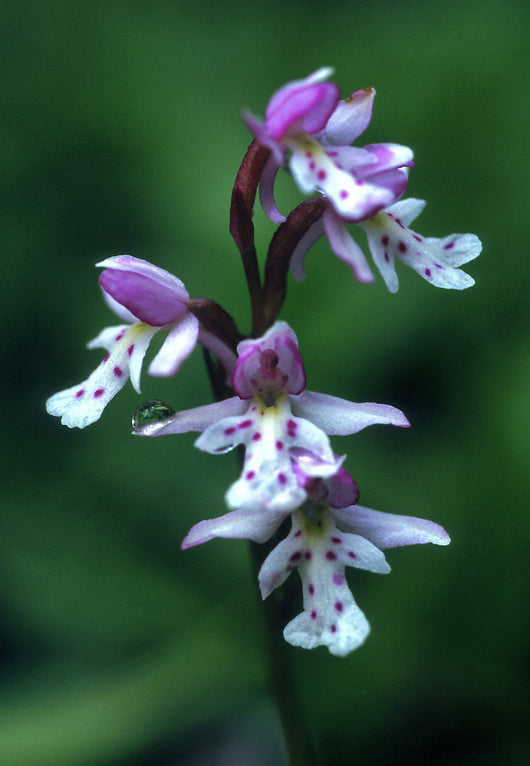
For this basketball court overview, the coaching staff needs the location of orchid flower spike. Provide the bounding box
[136,321,409,551]
[46,256,199,428]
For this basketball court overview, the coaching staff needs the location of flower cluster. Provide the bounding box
[46,67,478,656]
[245,67,481,290]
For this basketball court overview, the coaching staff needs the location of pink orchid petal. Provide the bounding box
[318,88,375,145]
[291,391,410,435]
[332,505,451,549]
[134,397,248,437]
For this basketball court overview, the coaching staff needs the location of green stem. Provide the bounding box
[250,540,320,766]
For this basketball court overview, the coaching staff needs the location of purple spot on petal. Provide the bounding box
[339,190,349,199]
[278,473,287,485]
[395,217,405,229]
[127,344,134,356]
[444,241,455,250]
[317,169,327,181]
[252,432,262,441]
[294,530,302,538]
[347,551,357,559]
[311,610,317,620]
[239,419,252,429]
[115,332,125,342]
[102,353,110,363]
[326,551,337,561]
[94,388,105,398]
[75,389,85,399]
[113,366,123,377]
[381,235,389,246]
[384,252,390,262]
[330,624,337,633]
[245,470,255,480]
[308,584,315,595]
[413,234,423,242]
[289,551,301,562]
[334,601,343,612]
[435,263,443,269]
[425,268,432,277]
[276,440,284,450]
[333,573,345,586]
[309,161,316,171]
[224,427,236,436]
[331,536,341,544]
[398,241,407,253]
[305,551,312,560]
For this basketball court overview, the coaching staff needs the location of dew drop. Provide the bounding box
[133,399,176,429]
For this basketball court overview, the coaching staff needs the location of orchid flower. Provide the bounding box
[136,321,409,550]
[244,68,413,275]
[46,255,199,428]
[259,501,450,656]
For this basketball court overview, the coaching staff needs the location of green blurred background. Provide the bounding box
[2,0,528,763]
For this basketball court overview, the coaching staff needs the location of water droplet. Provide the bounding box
[133,400,176,429]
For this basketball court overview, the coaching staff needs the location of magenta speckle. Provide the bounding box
[309,160,316,171]
[444,241,455,250]
[326,150,338,157]
[334,601,343,612]
[384,252,390,262]
[75,389,85,399]
[115,332,125,342]
[308,584,315,595]
[224,426,236,436]
[330,624,337,633]
[333,572,345,586]
[102,353,110,363]
[252,432,262,441]
[311,610,317,620]
[326,551,337,561]
[331,536,341,544]
[113,366,123,377]
[287,419,296,430]
[424,268,432,277]
[347,551,357,559]
[395,217,405,229]
[276,440,284,450]
[278,472,287,485]
[381,235,389,246]
[239,419,252,429]
[289,551,301,563]
[305,551,312,560]
[398,241,407,253]
[435,263,443,269]
[339,190,349,199]
[294,530,302,538]
[305,151,313,158]
[94,388,105,398]
[245,470,255,480]
[413,234,423,242]
[317,169,327,181]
